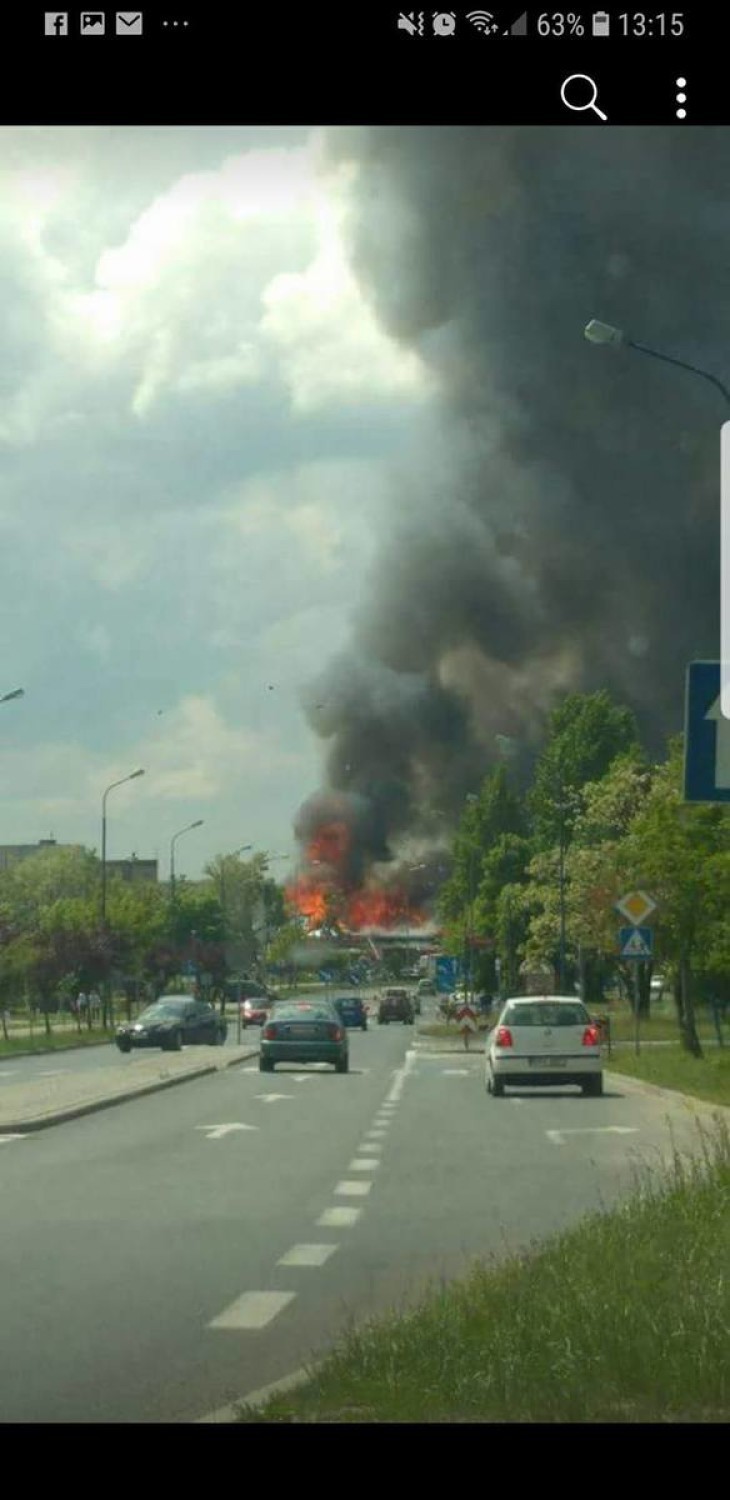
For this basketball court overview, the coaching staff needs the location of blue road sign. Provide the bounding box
[684,661,730,803]
[619,926,653,959]
[436,956,461,993]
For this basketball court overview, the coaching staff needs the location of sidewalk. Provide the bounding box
[0,1044,259,1133]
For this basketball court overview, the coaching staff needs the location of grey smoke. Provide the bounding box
[297,127,727,876]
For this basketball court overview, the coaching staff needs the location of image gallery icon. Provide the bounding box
[44,12,69,33]
[81,11,105,31]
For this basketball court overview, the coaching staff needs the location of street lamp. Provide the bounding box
[170,819,204,903]
[465,793,479,1002]
[101,769,145,925]
[1,688,24,704]
[584,320,730,409]
[100,768,145,1029]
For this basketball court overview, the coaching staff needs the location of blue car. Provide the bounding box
[333,995,368,1031]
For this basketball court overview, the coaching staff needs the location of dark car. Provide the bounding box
[333,995,368,1031]
[378,988,414,1025]
[259,1000,349,1073]
[116,996,227,1053]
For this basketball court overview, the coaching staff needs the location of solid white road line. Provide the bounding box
[317,1206,362,1227]
[335,1179,373,1197]
[386,1049,417,1103]
[277,1244,338,1268]
[197,1366,312,1423]
[255,1093,293,1103]
[208,1291,296,1330]
[0,1134,26,1144]
[348,1158,380,1171]
[547,1126,639,1147]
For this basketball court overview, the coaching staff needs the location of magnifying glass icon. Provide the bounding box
[560,74,608,121]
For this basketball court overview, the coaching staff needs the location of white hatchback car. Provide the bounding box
[485,995,603,1097]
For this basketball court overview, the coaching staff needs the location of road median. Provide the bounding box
[0,1045,258,1133]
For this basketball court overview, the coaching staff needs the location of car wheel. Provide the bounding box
[335,1055,349,1074]
[259,1057,273,1072]
[582,1074,603,1097]
[117,1039,132,1054]
[491,1072,505,1097]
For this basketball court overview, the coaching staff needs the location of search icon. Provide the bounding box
[560,74,608,121]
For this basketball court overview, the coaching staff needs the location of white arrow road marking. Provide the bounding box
[317,1206,362,1227]
[196,1123,259,1140]
[547,1127,639,1147]
[208,1291,295,1330]
[705,694,730,788]
[255,1093,293,1103]
[0,1134,27,1144]
[277,1244,338,1268]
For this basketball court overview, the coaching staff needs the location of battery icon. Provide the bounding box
[592,11,610,34]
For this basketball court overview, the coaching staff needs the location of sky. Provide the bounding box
[0,126,439,881]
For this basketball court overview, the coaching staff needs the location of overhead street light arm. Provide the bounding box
[584,319,730,409]
[1,688,24,703]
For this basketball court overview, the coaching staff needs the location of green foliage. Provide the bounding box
[529,690,640,849]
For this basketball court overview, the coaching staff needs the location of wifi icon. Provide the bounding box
[467,9,499,31]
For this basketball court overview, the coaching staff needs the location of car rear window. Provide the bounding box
[503,1003,590,1027]
[274,1004,337,1021]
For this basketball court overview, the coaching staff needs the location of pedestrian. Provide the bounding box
[77,990,88,1016]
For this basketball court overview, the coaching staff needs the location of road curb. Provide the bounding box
[196,1365,314,1423]
[1,1047,259,1133]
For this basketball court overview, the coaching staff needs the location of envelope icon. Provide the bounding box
[116,10,142,32]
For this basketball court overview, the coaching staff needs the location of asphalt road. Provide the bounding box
[0,989,378,1085]
[0,1007,720,1424]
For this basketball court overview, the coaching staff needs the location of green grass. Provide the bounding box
[0,1027,113,1057]
[608,1044,730,1108]
[238,1117,730,1424]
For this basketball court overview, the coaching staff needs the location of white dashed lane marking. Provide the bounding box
[317,1206,362,1227]
[277,1244,338,1268]
[335,1180,372,1197]
[348,1158,380,1171]
[208,1291,295,1330]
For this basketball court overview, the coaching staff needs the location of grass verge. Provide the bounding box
[0,1028,113,1057]
[238,1117,730,1424]
[608,1044,730,1108]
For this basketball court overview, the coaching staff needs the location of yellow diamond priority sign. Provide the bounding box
[615,889,657,925]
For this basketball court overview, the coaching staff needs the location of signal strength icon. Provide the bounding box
[466,10,500,33]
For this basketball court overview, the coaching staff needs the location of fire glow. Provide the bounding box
[285,817,428,933]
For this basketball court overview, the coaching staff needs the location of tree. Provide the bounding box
[623,738,730,1056]
[529,691,640,850]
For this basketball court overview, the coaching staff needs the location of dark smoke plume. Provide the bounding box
[298,128,727,875]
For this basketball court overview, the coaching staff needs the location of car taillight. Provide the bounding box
[328,1024,344,1042]
[495,1026,513,1048]
[582,1024,600,1047]
[262,1023,277,1040]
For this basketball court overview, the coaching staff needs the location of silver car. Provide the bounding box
[485,996,603,1097]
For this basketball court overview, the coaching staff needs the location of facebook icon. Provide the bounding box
[44,12,69,34]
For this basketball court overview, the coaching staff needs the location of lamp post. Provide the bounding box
[220,844,253,1020]
[465,793,479,1003]
[259,854,290,989]
[100,768,145,1027]
[1,688,24,704]
[584,320,730,409]
[169,820,204,905]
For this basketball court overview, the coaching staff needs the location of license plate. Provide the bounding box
[288,1025,315,1038]
[530,1057,566,1068]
